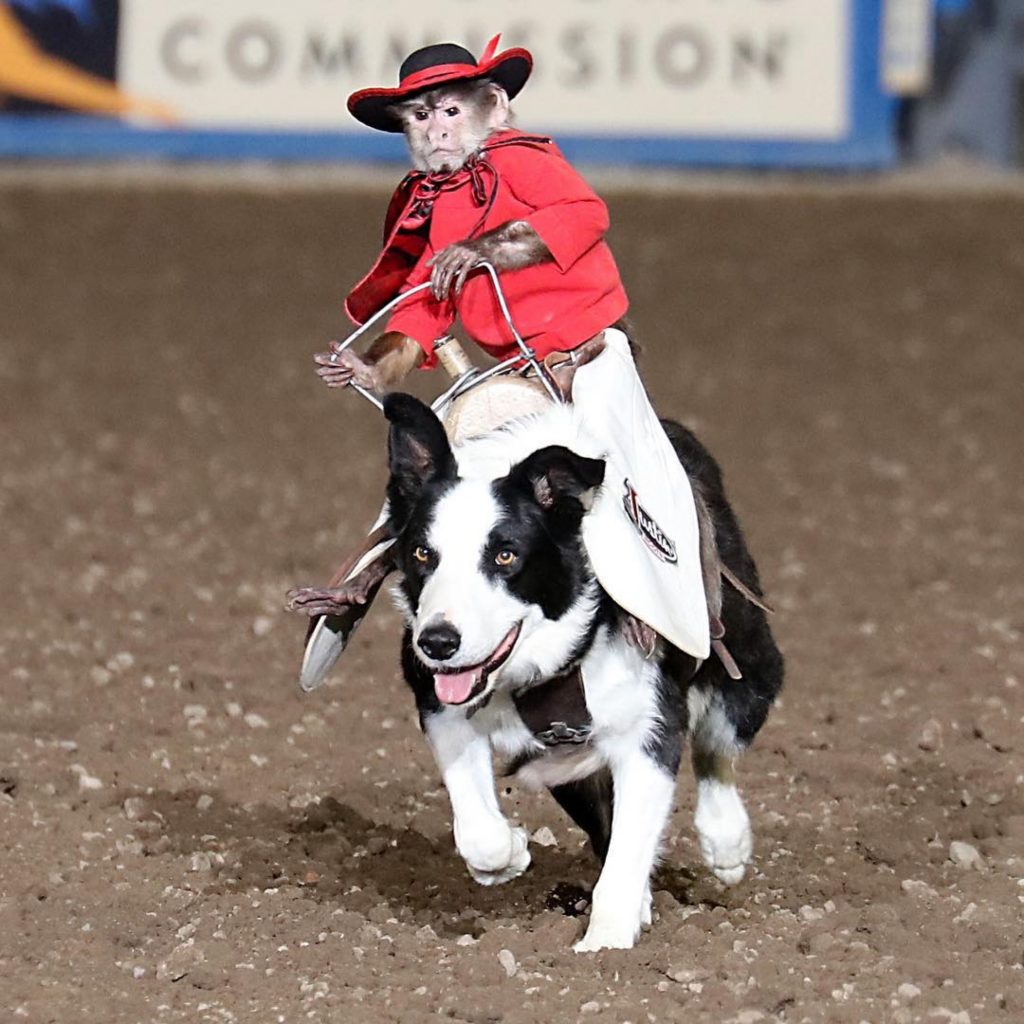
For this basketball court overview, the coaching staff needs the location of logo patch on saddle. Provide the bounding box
[621,479,677,564]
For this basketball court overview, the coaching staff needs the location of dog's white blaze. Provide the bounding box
[419,482,522,666]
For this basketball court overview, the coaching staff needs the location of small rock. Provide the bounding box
[497,948,517,977]
[252,616,274,637]
[580,1002,601,1014]
[949,841,984,871]
[156,941,203,981]
[244,712,269,729]
[734,1012,764,1024]
[183,704,207,725]
[900,878,937,898]
[365,836,387,855]
[123,796,147,821]
[188,966,226,991]
[917,719,943,751]
[90,666,113,687]
[897,982,921,1001]
[188,852,214,874]
[106,651,135,673]
[132,966,146,980]
[531,826,557,847]
[195,794,214,812]
[456,934,477,946]
[70,765,102,790]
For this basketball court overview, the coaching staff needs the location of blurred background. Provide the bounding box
[0,0,1019,169]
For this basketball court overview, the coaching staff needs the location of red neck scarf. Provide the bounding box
[345,131,552,326]
[398,132,551,235]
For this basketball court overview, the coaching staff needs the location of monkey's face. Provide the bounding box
[395,85,507,174]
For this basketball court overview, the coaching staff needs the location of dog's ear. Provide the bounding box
[510,445,605,512]
[384,393,457,529]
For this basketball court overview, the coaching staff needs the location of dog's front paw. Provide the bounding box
[463,824,531,886]
[573,913,641,953]
[695,790,752,885]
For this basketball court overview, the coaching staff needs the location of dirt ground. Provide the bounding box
[1,170,1022,1024]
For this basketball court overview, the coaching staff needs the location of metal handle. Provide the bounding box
[333,263,562,412]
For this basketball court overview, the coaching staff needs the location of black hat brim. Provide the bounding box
[348,50,532,134]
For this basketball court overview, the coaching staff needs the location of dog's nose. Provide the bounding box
[417,622,461,661]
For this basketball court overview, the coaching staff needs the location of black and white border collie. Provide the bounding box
[383,393,783,952]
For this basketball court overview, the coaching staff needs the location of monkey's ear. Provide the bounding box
[384,394,457,531]
[487,85,510,129]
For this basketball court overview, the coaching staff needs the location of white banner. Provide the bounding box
[120,0,850,139]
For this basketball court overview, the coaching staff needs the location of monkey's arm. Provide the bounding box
[314,331,425,391]
[428,220,552,300]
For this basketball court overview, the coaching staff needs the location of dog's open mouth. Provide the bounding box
[432,622,522,706]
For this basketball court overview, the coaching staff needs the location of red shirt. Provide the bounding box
[345,130,628,368]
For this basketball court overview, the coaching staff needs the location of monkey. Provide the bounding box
[314,79,553,395]
[290,39,632,623]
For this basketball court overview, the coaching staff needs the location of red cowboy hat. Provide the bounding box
[347,35,532,133]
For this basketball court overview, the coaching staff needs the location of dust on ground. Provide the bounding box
[0,176,1022,1023]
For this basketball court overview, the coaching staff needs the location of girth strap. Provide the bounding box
[512,668,592,747]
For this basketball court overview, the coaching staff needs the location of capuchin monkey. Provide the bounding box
[314,80,553,394]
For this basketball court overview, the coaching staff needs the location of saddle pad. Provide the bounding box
[573,330,710,659]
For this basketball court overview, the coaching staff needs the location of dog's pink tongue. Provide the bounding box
[434,668,482,705]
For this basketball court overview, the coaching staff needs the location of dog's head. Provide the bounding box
[384,393,605,708]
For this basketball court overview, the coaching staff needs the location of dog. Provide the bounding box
[382,392,783,952]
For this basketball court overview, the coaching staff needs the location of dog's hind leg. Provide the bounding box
[549,768,614,863]
[424,709,531,886]
[689,695,753,885]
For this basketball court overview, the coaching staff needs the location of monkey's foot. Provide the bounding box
[622,613,658,658]
[286,583,372,616]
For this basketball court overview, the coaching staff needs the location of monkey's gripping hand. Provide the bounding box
[313,342,386,391]
[428,220,553,300]
[428,241,488,300]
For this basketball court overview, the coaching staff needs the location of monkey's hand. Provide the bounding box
[429,221,553,300]
[313,342,385,391]
[428,241,486,300]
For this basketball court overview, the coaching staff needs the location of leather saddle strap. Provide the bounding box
[327,524,392,588]
[721,563,775,615]
[513,667,592,746]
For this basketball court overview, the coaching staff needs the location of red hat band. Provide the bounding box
[347,34,533,133]
[398,62,483,95]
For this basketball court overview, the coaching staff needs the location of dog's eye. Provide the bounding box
[413,545,432,564]
[494,549,517,567]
